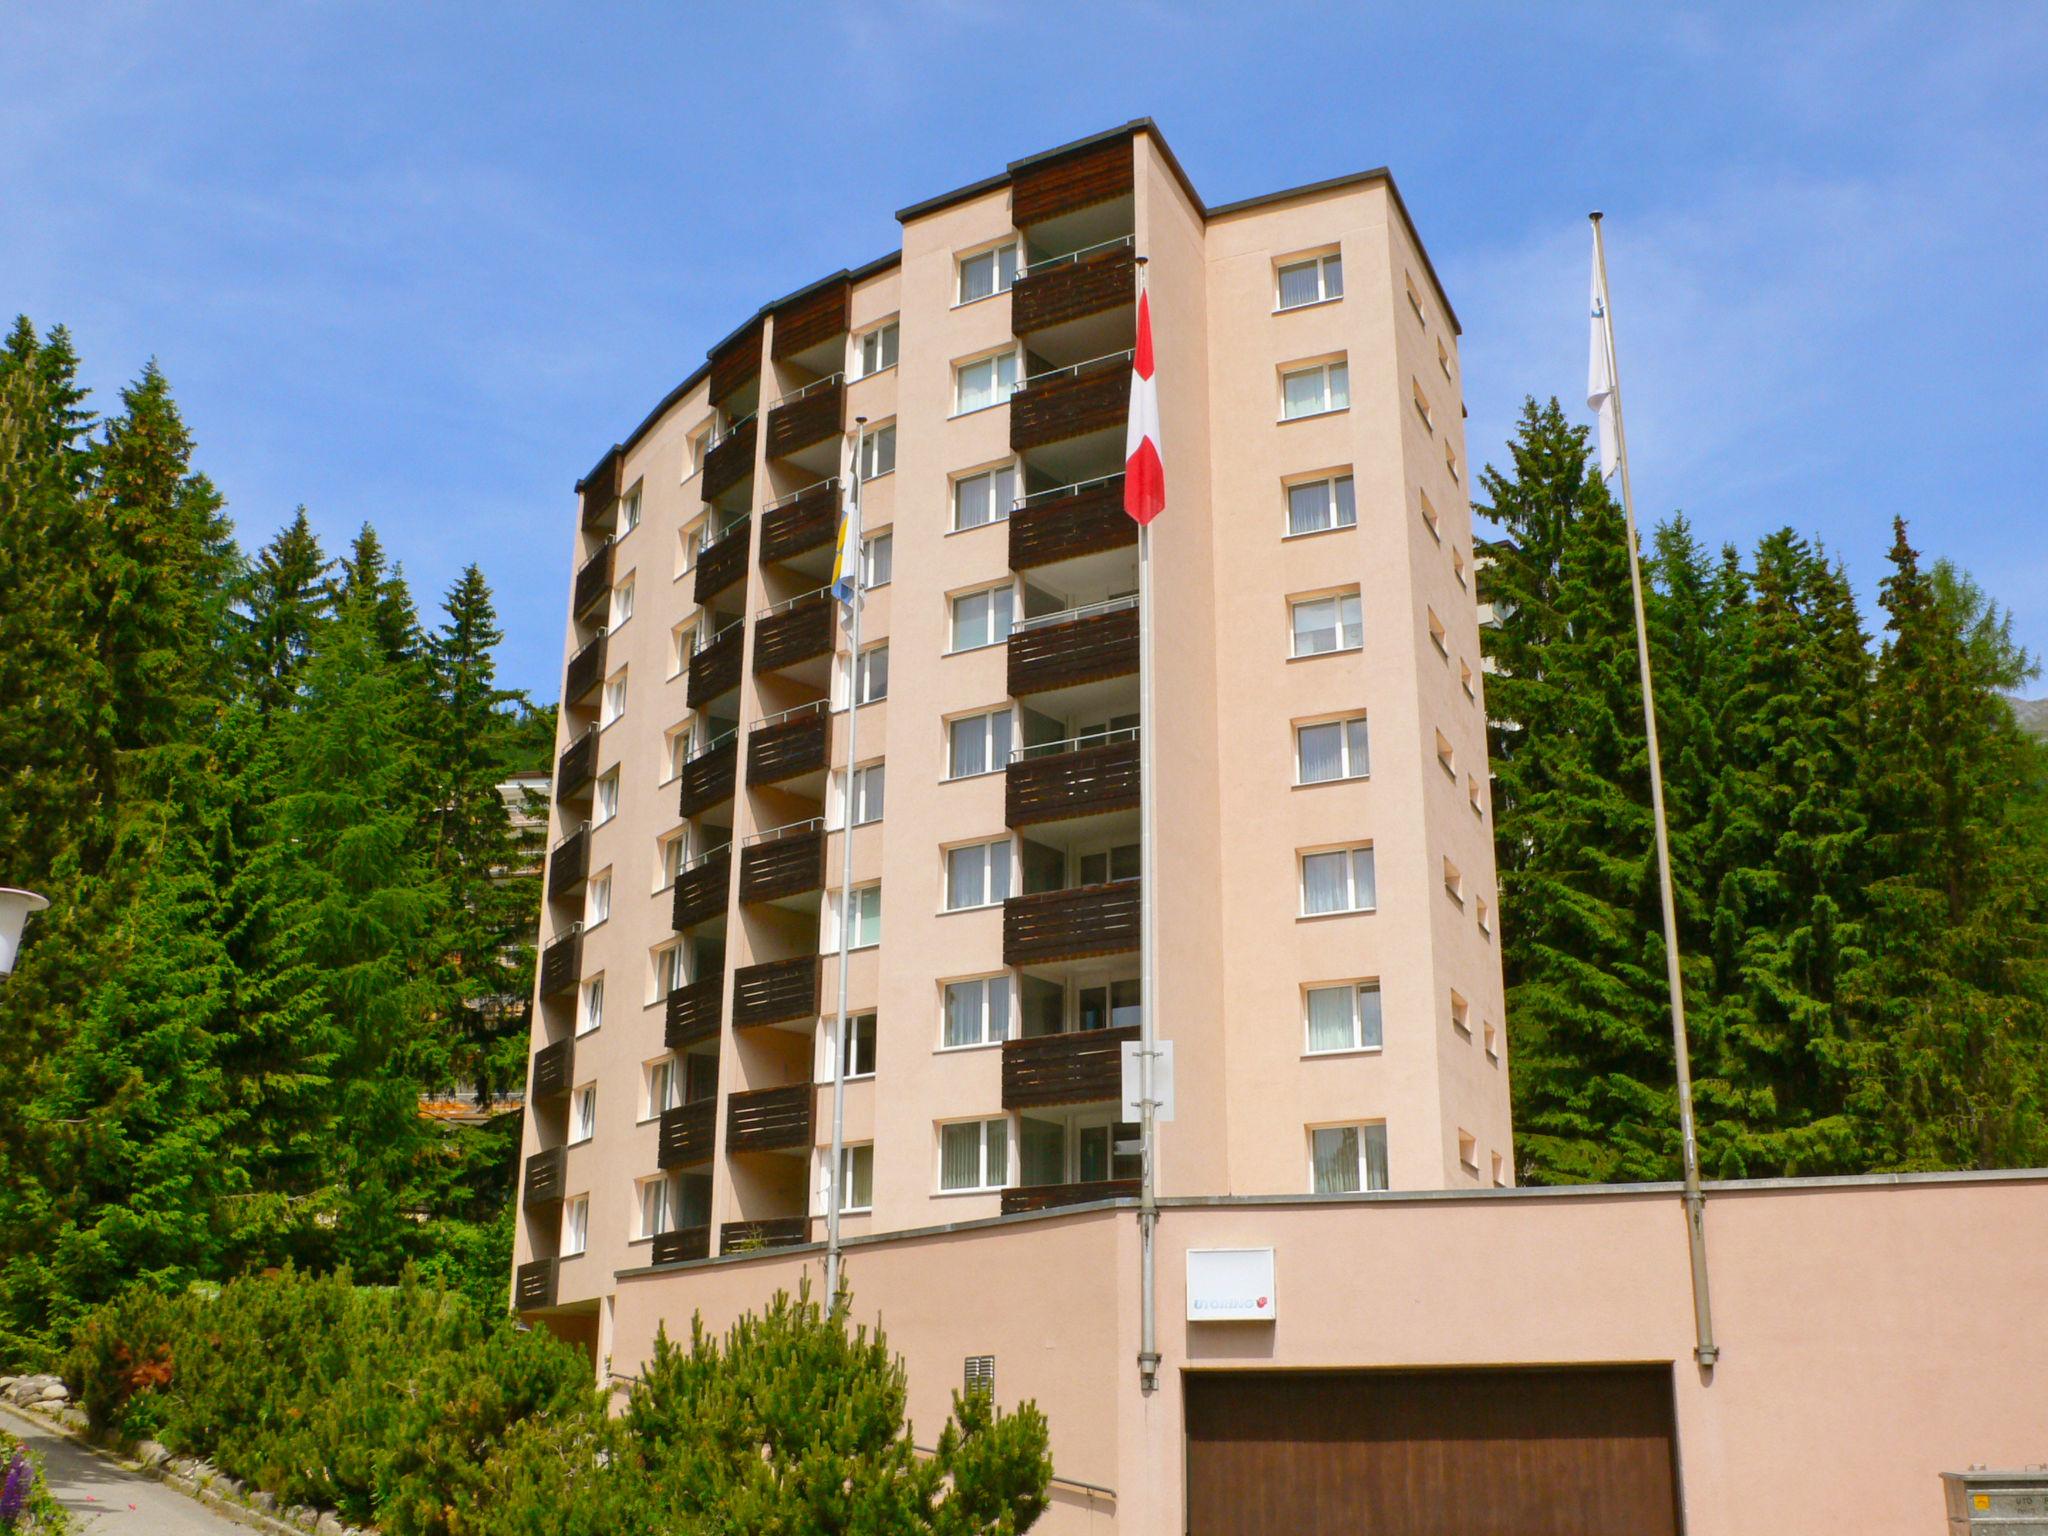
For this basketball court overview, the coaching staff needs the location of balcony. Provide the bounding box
[1012,131,1134,228]
[770,277,849,363]
[671,847,732,930]
[763,375,843,462]
[1004,879,1141,968]
[687,621,745,712]
[658,1099,716,1169]
[514,1257,557,1310]
[1001,1179,1139,1215]
[1009,351,1132,454]
[701,414,757,503]
[733,953,819,1030]
[1009,474,1134,573]
[1012,238,1136,336]
[665,973,723,1049]
[747,703,829,789]
[752,589,834,679]
[758,479,840,570]
[677,731,738,819]
[563,630,607,708]
[555,728,597,803]
[523,1146,567,1207]
[739,820,825,906]
[572,538,614,620]
[709,317,763,410]
[720,1216,810,1254]
[726,1083,812,1154]
[651,1225,711,1266]
[530,1037,574,1100]
[1002,1024,1139,1111]
[538,928,582,998]
[693,517,751,606]
[1006,734,1140,830]
[1008,597,1139,701]
[546,825,590,901]
[579,446,622,530]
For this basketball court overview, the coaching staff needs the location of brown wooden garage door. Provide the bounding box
[1185,1366,1680,1535]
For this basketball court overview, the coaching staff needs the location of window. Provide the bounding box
[950,585,1015,651]
[1276,251,1343,310]
[1452,546,1468,587]
[636,1174,674,1237]
[939,1118,1009,1191]
[1451,991,1471,1037]
[859,423,897,480]
[1311,1123,1389,1193]
[1459,1131,1480,1173]
[948,709,1013,778]
[1443,857,1464,904]
[1439,337,1453,380]
[1281,360,1349,419]
[838,884,881,949]
[1078,842,1140,885]
[946,839,1013,911]
[1286,473,1356,537]
[611,575,636,628]
[1428,608,1448,656]
[572,1083,596,1143]
[664,725,693,784]
[618,487,641,535]
[1468,774,1484,816]
[645,1056,679,1119]
[585,870,612,929]
[655,940,688,999]
[1476,896,1492,936]
[1492,1151,1507,1188]
[594,768,620,825]
[1435,730,1456,778]
[1301,845,1377,915]
[1419,488,1441,541]
[953,463,1017,531]
[1445,441,1459,482]
[958,242,1018,304]
[856,320,899,378]
[1290,592,1363,656]
[943,976,1009,1049]
[578,975,605,1037]
[1484,1020,1500,1061]
[658,831,688,891]
[1078,979,1142,1031]
[687,426,713,478]
[955,350,1019,414]
[677,516,703,575]
[1297,715,1370,784]
[837,762,885,827]
[862,531,892,588]
[1306,982,1383,1054]
[1412,379,1434,431]
[838,1012,877,1079]
[833,1144,875,1214]
[602,669,629,727]
[1405,273,1425,323]
[561,1194,589,1256]
[668,622,693,680]
[839,643,889,707]
[1460,658,1476,699]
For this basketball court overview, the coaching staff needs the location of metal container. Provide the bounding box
[1944,1470,2048,1532]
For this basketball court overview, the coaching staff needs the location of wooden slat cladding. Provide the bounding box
[579,448,622,529]
[733,954,819,1029]
[1001,1178,1139,1215]
[1011,134,1134,227]
[664,974,723,1049]
[739,827,825,905]
[726,1084,813,1153]
[513,1257,557,1310]
[1006,739,1140,828]
[1183,1368,1681,1536]
[530,1038,574,1100]
[546,827,590,900]
[657,1099,717,1169]
[700,416,757,503]
[770,280,850,361]
[671,849,732,930]
[1009,356,1132,452]
[693,521,751,605]
[651,1225,711,1266]
[747,710,828,787]
[1012,244,1136,335]
[522,1146,567,1206]
[708,318,763,406]
[555,729,597,802]
[538,930,582,997]
[1008,606,1139,698]
[572,539,614,618]
[1009,477,1135,571]
[1002,1024,1139,1110]
[563,631,607,707]
[764,378,843,461]
[752,593,834,676]
[686,624,744,710]
[719,1216,809,1253]
[759,481,839,567]
[1003,879,1141,967]
[677,735,737,819]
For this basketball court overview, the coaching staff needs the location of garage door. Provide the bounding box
[1185,1366,1680,1535]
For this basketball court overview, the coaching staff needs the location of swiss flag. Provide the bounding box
[1124,285,1164,525]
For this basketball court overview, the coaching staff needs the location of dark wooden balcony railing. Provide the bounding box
[769,278,849,361]
[1011,131,1134,226]
[726,1083,813,1154]
[747,706,829,788]
[572,538,614,619]
[708,317,762,409]
[687,622,745,711]
[1006,736,1140,828]
[693,518,751,606]
[671,848,732,930]
[523,1145,567,1207]
[701,415,757,503]
[514,1256,557,1310]
[1003,879,1141,968]
[1003,1024,1139,1111]
[764,375,843,461]
[651,1225,711,1266]
[752,591,834,676]
[1010,352,1132,453]
[733,953,819,1029]
[758,480,839,567]
[677,732,738,819]
[719,1216,810,1254]
[538,929,582,997]
[1001,1179,1140,1215]
[1008,600,1140,699]
[546,825,590,900]
[665,973,723,1049]
[578,446,622,529]
[1012,239,1136,335]
[1009,474,1134,572]
[555,728,597,803]
[658,1099,717,1169]
[563,631,607,707]
[530,1037,574,1100]
[739,823,825,905]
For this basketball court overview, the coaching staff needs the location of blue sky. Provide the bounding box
[5,2,2044,699]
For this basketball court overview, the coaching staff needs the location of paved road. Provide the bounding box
[0,1402,260,1535]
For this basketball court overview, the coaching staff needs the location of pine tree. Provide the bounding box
[338,522,424,667]
[236,507,333,710]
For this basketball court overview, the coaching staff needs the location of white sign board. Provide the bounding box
[1119,1039,1175,1123]
[1186,1248,1276,1322]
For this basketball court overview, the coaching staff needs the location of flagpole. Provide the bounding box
[1591,213,1719,1368]
[823,418,866,1305]
[1133,258,1160,1396]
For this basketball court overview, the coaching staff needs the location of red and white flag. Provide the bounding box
[1124,283,1164,525]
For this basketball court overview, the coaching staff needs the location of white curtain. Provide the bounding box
[1287,481,1328,535]
[1351,847,1377,910]
[1355,983,1384,1049]
[1362,1124,1390,1190]
[1302,851,1347,914]
[957,473,992,528]
[983,1120,1009,1185]
[987,980,1010,1042]
[1298,722,1343,783]
[1322,255,1344,299]
[988,840,1012,901]
[1332,474,1357,527]
[947,846,983,910]
[944,982,978,1047]
[1327,362,1350,410]
[1344,717,1370,773]
[940,1123,982,1189]
[1283,370,1323,419]
[1312,1127,1360,1193]
[1306,987,1354,1052]
[1278,261,1321,309]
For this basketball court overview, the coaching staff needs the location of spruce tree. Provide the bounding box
[236,507,333,710]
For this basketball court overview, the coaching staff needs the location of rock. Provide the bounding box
[250,1490,278,1514]
[287,1507,318,1532]
[217,1474,243,1497]
[57,1406,87,1431]
[136,1441,171,1469]
[317,1513,348,1535]
[169,1456,201,1480]
[37,1382,69,1403]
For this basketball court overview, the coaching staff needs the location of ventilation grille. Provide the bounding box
[964,1355,995,1397]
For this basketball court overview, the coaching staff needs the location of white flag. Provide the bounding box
[1587,227,1619,481]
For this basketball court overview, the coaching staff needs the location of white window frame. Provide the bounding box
[602,668,629,728]
[578,973,605,1037]
[644,1055,679,1121]
[610,575,637,629]
[668,622,694,680]
[1275,250,1344,311]
[956,240,1019,306]
[618,485,642,535]
[571,1082,597,1144]
[594,768,621,826]
[1309,1122,1390,1194]
[949,583,1016,654]
[831,1143,875,1214]
[937,1117,1010,1192]
[584,869,613,930]
[1412,378,1435,432]
[853,319,899,379]
[862,530,893,588]
[1290,591,1364,658]
[836,1011,877,1081]
[1300,844,1377,917]
[686,424,713,479]
[1304,981,1384,1055]
[836,642,889,709]
[676,515,704,576]
[941,974,1011,1050]
[953,348,1020,415]
[1284,473,1357,538]
[952,462,1018,532]
[1419,488,1441,542]
[945,837,1014,912]
[561,1194,589,1256]
[946,707,1013,780]
[1295,714,1371,785]
[656,829,689,892]
[1280,359,1350,420]
[859,422,897,481]
[635,1173,674,1239]
[830,883,881,951]
[832,760,886,829]
[654,939,688,999]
